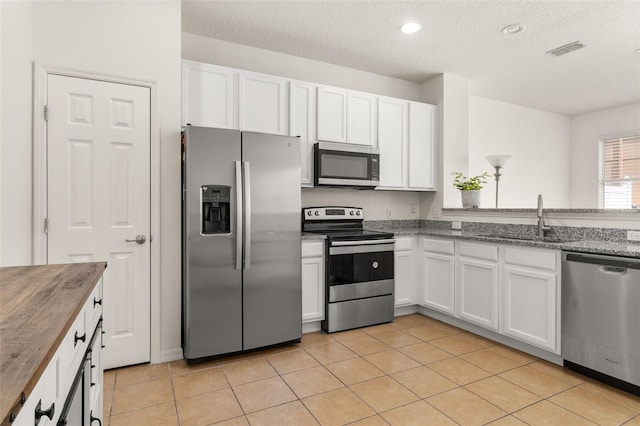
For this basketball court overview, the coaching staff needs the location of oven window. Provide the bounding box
[321,153,369,179]
[329,251,393,285]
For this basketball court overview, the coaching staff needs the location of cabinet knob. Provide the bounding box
[74,331,86,347]
[35,400,55,422]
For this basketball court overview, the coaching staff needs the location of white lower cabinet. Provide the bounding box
[456,242,499,331]
[502,246,560,352]
[301,240,325,322]
[394,237,415,307]
[421,238,455,314]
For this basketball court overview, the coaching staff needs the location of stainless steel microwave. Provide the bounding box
[314,142,380,188]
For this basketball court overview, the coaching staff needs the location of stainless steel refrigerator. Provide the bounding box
[182,126,302,361]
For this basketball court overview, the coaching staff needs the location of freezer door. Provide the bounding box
[183,126,242,359]
[241,132,302,350]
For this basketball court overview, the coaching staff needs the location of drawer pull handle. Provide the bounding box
[74,331,86,347]
[35,400,55,423]
[90,411,102,425]
[94,298,102,307]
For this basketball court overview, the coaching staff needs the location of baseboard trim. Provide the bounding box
[158,347,184,364]
[303,321,321,333]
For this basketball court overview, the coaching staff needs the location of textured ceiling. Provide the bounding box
[182,1,640,116]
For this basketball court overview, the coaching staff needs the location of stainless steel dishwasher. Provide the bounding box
[562,251,640,394]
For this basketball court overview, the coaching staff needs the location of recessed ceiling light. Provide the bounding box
[401,22,421,34]
[501,23,526,35]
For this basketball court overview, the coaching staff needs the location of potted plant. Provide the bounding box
[453,172,490,208]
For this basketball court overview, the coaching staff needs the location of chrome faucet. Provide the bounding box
[537,194,551,237]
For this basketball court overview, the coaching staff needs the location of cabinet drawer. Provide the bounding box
[394,237,412,251]
[59,305,87,390]
[504,246,557,271]
[88,278,103,335]
[423,238,454,255]
[302,241,325,258]
[458,242,498,261]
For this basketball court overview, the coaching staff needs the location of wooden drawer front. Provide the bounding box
[394,237,412,251]
[459,242,498,261]
[88,278,103,335]
[504,246,557,271]
[302,241,325,258]
[423,238,454,255]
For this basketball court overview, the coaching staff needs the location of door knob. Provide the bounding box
[125,234,146,244]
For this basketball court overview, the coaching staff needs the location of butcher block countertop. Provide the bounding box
[0,262,106,425]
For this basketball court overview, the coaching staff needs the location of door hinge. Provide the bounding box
[44,218,48,234]
[44,105,49,121]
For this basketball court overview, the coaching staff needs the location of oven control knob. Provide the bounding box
[314,211,320,216]
[350,211,355,216]
[307,210,312,216]
[356,211,361,216]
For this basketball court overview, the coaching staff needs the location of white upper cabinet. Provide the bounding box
[182,61,236,129]
[377,98,436,191]
[317,86,347,142]
[317,86,377,146]
[290,81,317,187]
[239,71,288,135]
[377,97,408,188]
[408,102,436,189]
[347,91,377,146]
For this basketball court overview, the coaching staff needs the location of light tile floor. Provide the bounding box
[103,314,640,425]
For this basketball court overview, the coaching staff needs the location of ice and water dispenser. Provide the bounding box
[201,185,230,234]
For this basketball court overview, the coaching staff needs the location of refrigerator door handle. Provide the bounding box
[243,161,251,269]
[235,161,243,270]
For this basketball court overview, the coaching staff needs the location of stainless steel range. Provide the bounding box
[303,207,395,333]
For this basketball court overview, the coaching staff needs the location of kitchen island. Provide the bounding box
[0,262,106,425]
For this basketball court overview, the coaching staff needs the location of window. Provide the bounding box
[599,134,640,209]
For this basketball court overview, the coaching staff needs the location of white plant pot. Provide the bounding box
[461,190,481,208]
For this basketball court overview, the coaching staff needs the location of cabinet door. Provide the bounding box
[377,97,407,188]
[347,91,377,146]
[239,72,287,135]
[182,61,236,128]
[317,86,347,142]
[422,252,455,314]
[394,237,414,307]
[457,256,499,330]
[408,102,436,189]
[290,81,316,187]
[503,265,557,352]
[302,242,325,322]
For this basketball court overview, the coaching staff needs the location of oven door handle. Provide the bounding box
[330,239,395,247]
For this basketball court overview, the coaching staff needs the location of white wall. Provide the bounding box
[468,96,571,208]
[1,1,182,362]
[1,1,34,265]
[570,102,640,208]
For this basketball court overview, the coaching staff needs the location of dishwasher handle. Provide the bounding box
[564,252,640,270]
[598,266,627,275]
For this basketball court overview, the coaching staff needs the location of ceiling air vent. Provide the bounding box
[547,41,585,57]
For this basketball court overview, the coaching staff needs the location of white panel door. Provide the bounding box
[422,252,456,314]
[457,256,499,331]
[47,74,151,369]
[394,249,414,307]
[408,102,436,189]
[377,97,407,188]
[182,61,236,128]
[347,91,376,146]
[239,72,287,134]
[290,81,317,186]
[317,86,347,142]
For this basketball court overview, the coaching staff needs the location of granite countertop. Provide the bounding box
[370,228,640,259]
[302,232,326,241]
[0,262,106,425]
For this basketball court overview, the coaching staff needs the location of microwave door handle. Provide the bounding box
[243,161,251,269]
[235,161,242,270]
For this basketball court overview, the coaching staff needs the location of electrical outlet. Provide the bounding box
[627,230,640,242]
[452,221,462,230]
[410,203,416,214]
[386,208,392,219]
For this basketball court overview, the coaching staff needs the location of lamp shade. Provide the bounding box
[485,155,512,167]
